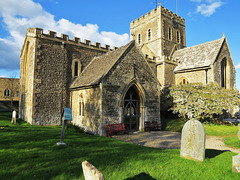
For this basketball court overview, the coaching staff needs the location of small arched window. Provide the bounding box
[4,89,10,97]
[138,34,141,45]
[177,31,180,43]
[148,29,151,41]
[168,27,172,40]
[178,77,189,85]
[72,59,82,78]
[79,94,84,116]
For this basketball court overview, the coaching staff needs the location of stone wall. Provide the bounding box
[19,37,36,124]
[0,78,19,101]
[175,69,208,85]
[130,5,186,60]
[71,87,102,135]
[162,14,186,58]
[101,43,161,132]
[20,28,109,125]
[212,40,236,89]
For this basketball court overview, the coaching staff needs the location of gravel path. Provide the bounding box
[113,131,240,153]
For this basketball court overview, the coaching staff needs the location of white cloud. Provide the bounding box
[236,63,240,70]
[0,0,129,72]
[196,1,223,16]
[190,0,223,17]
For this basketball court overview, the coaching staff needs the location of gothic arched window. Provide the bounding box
[138,34,141,45]
[148,29,151,41]
[221,58,227,88]
[72,59,82,78]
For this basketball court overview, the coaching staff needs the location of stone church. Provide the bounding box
[19,5,236,136]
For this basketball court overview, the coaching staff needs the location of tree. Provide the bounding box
[169,83,240,121]
[8,72,19,111]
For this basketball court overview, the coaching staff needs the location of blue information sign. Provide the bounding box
[64,108,72,121]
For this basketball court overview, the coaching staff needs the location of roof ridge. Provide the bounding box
[75,41,132,80]
[70,41,135,89]
[177,36,225,52]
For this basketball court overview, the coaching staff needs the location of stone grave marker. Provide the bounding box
[82,160,105,180]
[233,154,240,173]
[11,110,16,124]
[180,119,206,161]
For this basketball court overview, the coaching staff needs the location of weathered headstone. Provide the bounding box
[82,160,105,180]
[232,154,240,173]
[11,110,16,124]
[180,119,206,161]
[237,124,240,140]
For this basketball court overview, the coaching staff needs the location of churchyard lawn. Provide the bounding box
[162,117,239,136]
[1,112,240,180]
[163,117,240,150]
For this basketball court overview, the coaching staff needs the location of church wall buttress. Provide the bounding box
[19,37,36,124]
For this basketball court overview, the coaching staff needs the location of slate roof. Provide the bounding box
[70,41,134,89]
[173,36,225,72]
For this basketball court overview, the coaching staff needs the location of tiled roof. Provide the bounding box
[70,41,134,89]
[173,36,225,72]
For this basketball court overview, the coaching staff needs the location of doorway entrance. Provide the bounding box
[123,85,140,131]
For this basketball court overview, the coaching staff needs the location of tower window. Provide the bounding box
[138,34,141,44]
[148,29,151,41]
[177,31,180,43]
[168,27,172,40]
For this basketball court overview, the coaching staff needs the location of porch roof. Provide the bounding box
[70,41,134,89]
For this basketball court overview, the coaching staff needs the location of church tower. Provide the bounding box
[130,5,186,86]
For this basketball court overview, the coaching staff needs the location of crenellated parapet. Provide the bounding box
[130,5,185,27]
[161,6,185,24]
[26,28,115,51]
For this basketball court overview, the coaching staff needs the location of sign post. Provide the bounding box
[57,108,72,146]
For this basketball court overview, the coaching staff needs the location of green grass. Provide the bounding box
[162,117,238,136]
[1,112,240,179]
[224,136,240,149]
[161,118,186,133]
[204,124,238,136]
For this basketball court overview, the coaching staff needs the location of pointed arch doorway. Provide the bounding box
[123,85,141,131]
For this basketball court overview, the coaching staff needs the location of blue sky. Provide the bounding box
[0,0,239,90]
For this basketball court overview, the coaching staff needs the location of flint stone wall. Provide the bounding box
[20,28,107,125]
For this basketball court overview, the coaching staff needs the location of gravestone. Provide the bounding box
[237,124,240,140]
[180,119,206,161]
[82,160,105,180]
[11,110,16,124]
[232,154,240,173]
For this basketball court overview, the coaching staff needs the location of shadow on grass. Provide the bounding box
[125,172,157,180]
[205,149,229,159]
